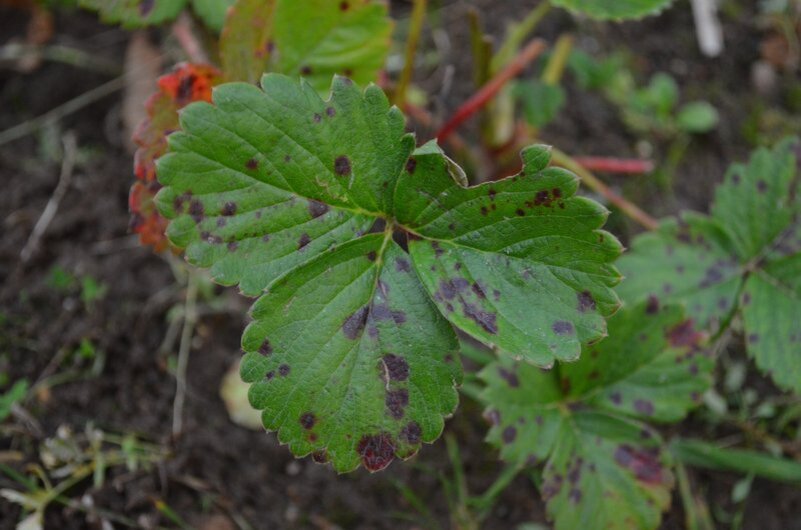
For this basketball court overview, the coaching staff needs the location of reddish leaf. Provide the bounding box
[129,63,222,251]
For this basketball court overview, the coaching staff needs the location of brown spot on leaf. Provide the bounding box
[358,433,395,472]
[614,445,664,484]
[406,158,417,174]
[502,426,517,443]
[300,412,316,429]
[259,338,272,356]
[552,320,574,335]
[300,65,312,75]
[386,389,409,419]
[343,307,368,339]
[646,295,660,315]
[757,179,768,193]
[222,201,237,216]
[667,320,703,348]
[326,106,336,117]
[367,251,377,262]
[463,303,498,334]
[298,233,311,250]
[246,158,259,170]
[577,291,596,313]
[633,399,654,416]
[395,257,411,272]
[308,200,329,218]
[139,0,154,15]
[400,422,422,444]
[472,282,487,299]
[189,199,204,223]
[278,364,290,376]
[339,1,349,10]
[334,155,351,176]
[497,367,519,387]
[382,354,409,381]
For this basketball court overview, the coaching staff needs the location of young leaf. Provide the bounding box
[130,63,222,252]
[480,302,710,529]
[191,0,235,32]
[618,138,801,393]
[515,80,566,129]
[79,0,187,27]
[395,143,622,366]
[155,75,621,470]
[550,0,674,20]
[220,0,392,92]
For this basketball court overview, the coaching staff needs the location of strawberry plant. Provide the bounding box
[66,0,801,526]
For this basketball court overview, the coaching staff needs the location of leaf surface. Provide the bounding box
[191,0,235,31]
[395,143,622,366]
[79,0,186,27]
[618,139,801,393]
[480,302,710,529]
[220,0,391,92]
[551,0,674,20]
[156,75,621,470]
[241,234,461,472]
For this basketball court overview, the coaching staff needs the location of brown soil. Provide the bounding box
[1,1,800,529]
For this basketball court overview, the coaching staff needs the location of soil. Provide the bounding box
[1,1,800,529]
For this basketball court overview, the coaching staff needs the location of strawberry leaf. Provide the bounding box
[551,0,674,20]
[130,63,222,252]
[156,75,621,471]
[395,143,622,366]
[240,234,461,472]
[618,138,801,393]
[220,0,391,91]
[191,0,235,31]
[79,0,186,27]
[480,302,710,529]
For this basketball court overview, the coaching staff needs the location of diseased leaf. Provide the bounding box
[219,0,278,84]
[130,63,222,252]
[551,0,674,20]
[155,75,621,470]
[618,138,801,393]
[79,0,186,27]
[191,0,235,31]
[220,0,391,92]
[241,235,461,472]
[395,143,622,366]
[156,74,411,294]
[481,301,709,529]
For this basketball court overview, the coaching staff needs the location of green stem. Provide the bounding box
[172,268,200,437]
[394,0,427,109]
[491,1,551,73]
[675,461,715,530]
[469,463,522,517]
[542,34,574,86]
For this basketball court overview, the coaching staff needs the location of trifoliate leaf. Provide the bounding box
[618,138,801,393]
[79,0,186,27]
[156,75,620,471]
[220,0,391,92]
[480,302,710,529]
[550,0,674,20]
[191,0,235,31]
[395,143,622,366]
[130,63,222,252]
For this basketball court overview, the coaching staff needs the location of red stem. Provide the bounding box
[436,38,546,143]
[573,156,655,175]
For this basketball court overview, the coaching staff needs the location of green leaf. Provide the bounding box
[191,0,235,31]
[480,301,710,529]
[156,74,411,296]
[156,75,620,470]
[79,0,187,27]
[220,0,392,92]
[551,0,674,20]
[0,380,28,422]
[515,81,566,128]
[241,234,461,472]
[395,143,622,366]
[618,138,801,393]
[677,101,719,133]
